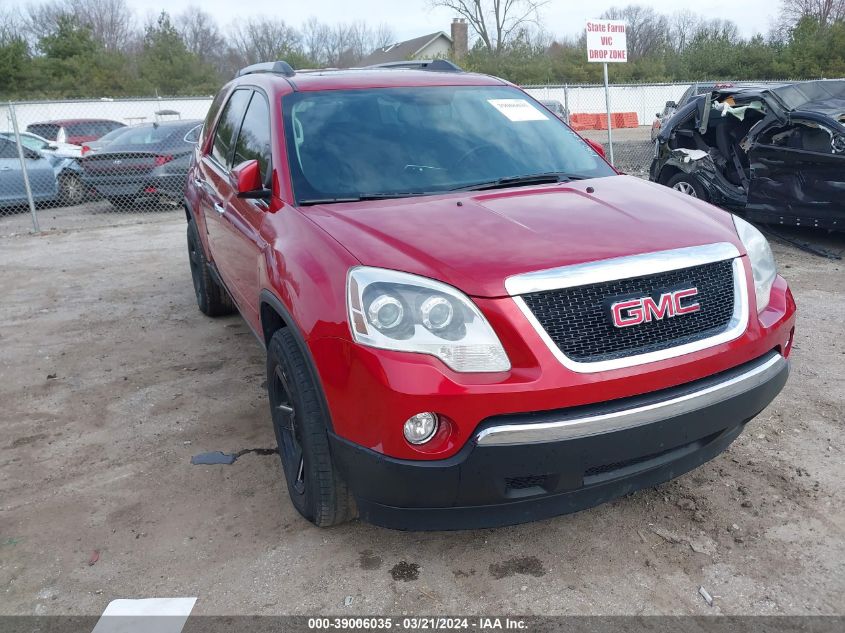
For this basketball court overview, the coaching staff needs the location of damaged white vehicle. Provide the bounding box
[650,80,845,231]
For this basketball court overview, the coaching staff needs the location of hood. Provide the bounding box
[301,175,742,297]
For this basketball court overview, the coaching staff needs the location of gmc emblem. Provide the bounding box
[611,288,700,328]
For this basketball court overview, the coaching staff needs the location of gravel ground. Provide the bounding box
[0,219,842,616]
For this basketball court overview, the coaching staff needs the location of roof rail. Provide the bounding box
[236,61,295,78]
[365,59,463,73]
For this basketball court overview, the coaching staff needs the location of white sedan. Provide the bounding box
[0,131,82,159]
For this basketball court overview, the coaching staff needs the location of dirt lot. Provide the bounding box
[0,218,843,616]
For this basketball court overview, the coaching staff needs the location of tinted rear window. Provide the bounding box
[27,124,60,140]
[65,121,123,137]
[107,125,177,147]
[95,127,133,145]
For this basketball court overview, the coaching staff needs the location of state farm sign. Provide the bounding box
[586,19,627,63]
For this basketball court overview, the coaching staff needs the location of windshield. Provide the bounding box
[283,86,614,204]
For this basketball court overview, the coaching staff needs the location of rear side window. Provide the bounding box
[184,125,202,144]
[211,89,251,168]
[21,135,48,151]
[27,124,60,140]
[0,138,18,158]
[232,93,271,181]
[67,123,97,137]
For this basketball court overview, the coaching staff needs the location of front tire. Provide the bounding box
[267,328,356,527]
[58,172,84,206]
[666,173,709,201]
[186,219,234,316]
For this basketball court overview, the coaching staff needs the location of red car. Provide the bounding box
[26,119,125,146]
[184,60,795,530]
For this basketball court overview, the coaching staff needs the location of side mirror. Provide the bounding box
[585,138,606,159]
[666,100,677,109]
[656,113,662,118]
[232,159,270,200]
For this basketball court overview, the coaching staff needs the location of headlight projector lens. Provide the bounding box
[367,294,404,330]
[420,295,454,331]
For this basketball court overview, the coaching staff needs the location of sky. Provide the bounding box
[6,0,783,41]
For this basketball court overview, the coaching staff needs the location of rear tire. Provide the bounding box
[666,173,709,201]
[186,219,235,317]
[267,328,356,527]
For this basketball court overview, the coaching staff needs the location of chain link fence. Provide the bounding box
[523,82,690,178]
[1,84,699,235]
[0,97,212,235]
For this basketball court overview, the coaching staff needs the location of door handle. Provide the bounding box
[213,202,225,214]
[0,166,11,171]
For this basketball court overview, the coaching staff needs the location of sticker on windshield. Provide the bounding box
[487,99,549,122]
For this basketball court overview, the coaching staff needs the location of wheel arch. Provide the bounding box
[259,288,294,346]
[183,196,195,224]
[656,163,684,185]
[259,288,336,432]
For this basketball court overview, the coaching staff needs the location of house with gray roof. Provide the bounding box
[359,19,469,66]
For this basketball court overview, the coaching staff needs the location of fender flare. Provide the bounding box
[183,196,196,224]
[259,288,337,433]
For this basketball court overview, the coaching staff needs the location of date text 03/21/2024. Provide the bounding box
[307,617,528,630]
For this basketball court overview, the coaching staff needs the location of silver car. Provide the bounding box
[0,136,84,208]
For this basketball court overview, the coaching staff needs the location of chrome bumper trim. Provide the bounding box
[475,352,786,446]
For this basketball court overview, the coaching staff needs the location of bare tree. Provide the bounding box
[301,16,331,65]
[342,21,395,65]
[25,0,134,51]
[429,0,547,53]
[300,18,394,67]
[67,0,134,51]
[780,0,845,27]
[177,6,223,60]
[0,7,25,45]
[229,17,302,66]
[669,9,701,54]
[600,5,669,61]
[372,22,395,50]
[692,18,740,42]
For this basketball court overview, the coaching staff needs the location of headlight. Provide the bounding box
[347,267,511,372]
[733,215,777,312]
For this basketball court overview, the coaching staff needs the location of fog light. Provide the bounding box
[403,412,438,445]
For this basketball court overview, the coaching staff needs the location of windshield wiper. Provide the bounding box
[298,192,430,206]
[451,172,587,192]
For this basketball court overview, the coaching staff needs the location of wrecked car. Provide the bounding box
[650,82,735,141]
[650,80,845,230]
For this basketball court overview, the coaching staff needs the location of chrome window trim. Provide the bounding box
[508,243,748,373]
[476,351,786,446]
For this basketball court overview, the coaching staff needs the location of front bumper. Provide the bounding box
[329,351,789,530]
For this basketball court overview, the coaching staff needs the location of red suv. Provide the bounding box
[184,60,795,530]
